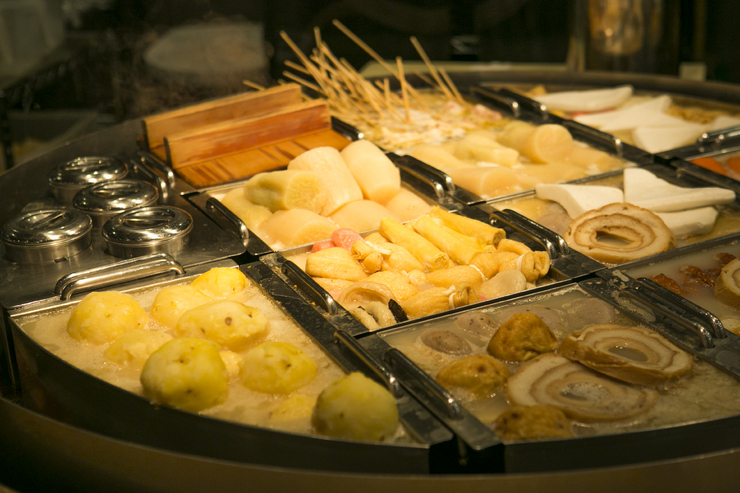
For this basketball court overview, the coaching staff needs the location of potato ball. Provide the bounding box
[312,372,399,441]
[270,394,317,424]
[141,337,229,412]
[103,329,173,368]
[150,285,211,328]
[191,267,250,299]
[436,354,510,398]
[175,300,268,351]
[239,342,317,394]
[67,291,149,344]
[487,312,558,362]
[494,405,574,441]
[219,350,242,379]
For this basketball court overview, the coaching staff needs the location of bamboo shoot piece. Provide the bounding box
[258,209,337,247]
[243,170,327,213]
[219,188,273,230]
[340,140,401,203]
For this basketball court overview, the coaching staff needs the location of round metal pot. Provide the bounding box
[48,156,128,204]
[72,179,159,228]
[1,209,93,263]
[102,205,193,258]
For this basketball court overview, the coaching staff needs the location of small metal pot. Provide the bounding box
[73,179,159,228]
[1,209,93,263]
[48,156,128,204]
[102,206,193,259]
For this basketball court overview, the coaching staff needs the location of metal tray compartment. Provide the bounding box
[481,162,740,258]
[7,259,453,474]
[358,278,740,473]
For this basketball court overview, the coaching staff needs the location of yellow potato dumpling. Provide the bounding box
[150,285,212,328]
[239,342,317,394]
[141,337,229,413]
[191,267,250,299]
[312,372,399,441]
[175,300,268,351]
[67,291,149,344]
[219,350,242,379]
[103,329,173,368]
[270,394,317,424]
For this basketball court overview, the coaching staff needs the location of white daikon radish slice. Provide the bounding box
[656,207,719,238]
[453,131,520,166]
[288,147,363,216]
[220,188,272,230]
[382,188,433,222]
[258,209,337,248]
[341,140,401,203]
[709,115,740,132]
[243,170,327,213]
[601,112,697,133]
[575,95,673,129]
[534,85,633,112]
[631,124,708,153]
[536,184,623,218]
[447,166,528,198]
[497,122,573,164]
[409,145,467,172]
[624,168,735,212]
[329,200,399,232]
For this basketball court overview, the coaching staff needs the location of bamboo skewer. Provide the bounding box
[396,57,411,124]
[409,36,454,101]
[242,80,266,91]
[439,67,464,104]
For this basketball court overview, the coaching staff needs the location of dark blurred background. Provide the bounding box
[0,0,737,170]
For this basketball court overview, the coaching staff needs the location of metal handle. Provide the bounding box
[390,153,453,198]
[697,124,740,145]
[280,260,338,315]
[129,157,169,204]
[621,285,714,348]
[384,348,463,420]
[562,119,623,157]
[496,88,549,121]
[54,253,185,300]
[635,277,726,339]
[489,209,561,259]
[469,87,520,118]
[138,151,177,190]
[331,116,363,141]
[205,197,249,246]
[333,330,403,397]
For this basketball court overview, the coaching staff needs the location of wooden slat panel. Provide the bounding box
[293,129,352,151]
[165,100,331,169]
[142,84,302,151]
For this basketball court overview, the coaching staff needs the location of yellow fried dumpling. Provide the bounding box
[191,267,250,299]
[104,329,173,368]
[150,285,212,328]
[239,342,316,394]
[141,337,229,412]
[68,291,149,344]
[311,372,399,441]
[175,300,268,351]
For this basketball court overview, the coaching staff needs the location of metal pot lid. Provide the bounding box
[102,206,193,246]
[1,209,93,247]
[48,156,128,188]
[73,180,159,214]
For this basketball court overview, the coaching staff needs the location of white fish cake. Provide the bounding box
[150,285,212,328]
[175,300,268,351]
[67,291,149,344]
[141,337,229,412]
[239,342,317,394]
[191,267,251,299]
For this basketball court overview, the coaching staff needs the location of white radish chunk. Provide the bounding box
[624,168,735,212]
[533,85,633,112]
[258,209,337,248]
[536,184,624,218]
[341,140,401,203]
[288,147,363,216]
[656,207,719,238]
[631,124,708,153]
[329,200,399,232]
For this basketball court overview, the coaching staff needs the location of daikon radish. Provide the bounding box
[220,188,273,230]
[447,166,532,198]
[533,85,633,112]
[382,188,432,221]
[287,147,362,215]
[243,170,327,213]
[631,124,707,154]
[330,200,399,232]
[568,146,623,171]
[575,95,672,129]
[497,121,573,164]
[258,209,337,247]
[410,145,467,172]
[340,140,401,203]
[535,184,624,218]
[453,131,520,166]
